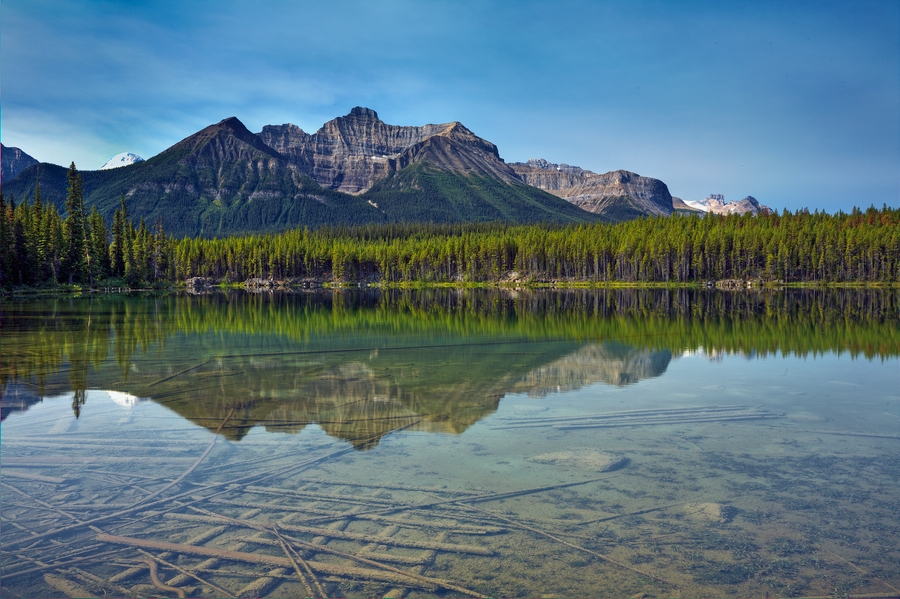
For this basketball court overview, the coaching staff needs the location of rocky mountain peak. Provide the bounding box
[258,109,518,193]
[524,159,586,175]
[510,160,673,221]
[171,116,282,162]
[347,106,380,120]
[1,144,39,185]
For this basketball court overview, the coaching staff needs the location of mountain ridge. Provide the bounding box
[4,112,600,236]
[1,144,39,186]
[510,159,675,221]
[258,107,522,194]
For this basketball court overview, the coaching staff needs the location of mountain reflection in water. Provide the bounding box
[2,288,899,599]
[1,288,896,448]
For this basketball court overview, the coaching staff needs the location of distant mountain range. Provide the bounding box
[677,194,769,215]
[510,159,675,221]
[1,109,767,237]
[1,144,39,185]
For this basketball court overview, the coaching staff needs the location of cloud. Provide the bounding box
[3,0,897,209]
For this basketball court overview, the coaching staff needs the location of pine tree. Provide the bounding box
[32,183,48,282]
[109,195,128,278]
[0,192,9,287]
[62,163,88,284]
[88,206,110,281]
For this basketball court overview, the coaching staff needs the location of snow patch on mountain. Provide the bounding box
[100,152,145,170]
[684,194,769,215]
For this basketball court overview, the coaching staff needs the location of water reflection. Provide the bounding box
[2,289,899,598]
[1,288,897,445]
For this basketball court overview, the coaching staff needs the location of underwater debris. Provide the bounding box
[527,450,627,472]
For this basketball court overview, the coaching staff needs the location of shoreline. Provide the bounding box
[3,279,897,299]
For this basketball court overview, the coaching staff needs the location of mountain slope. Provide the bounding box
[360,162,602,224]
[5,117,387,237]
[510,159,674,221]
[1,144,39,185]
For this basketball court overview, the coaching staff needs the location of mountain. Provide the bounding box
[4,117,385,237]
[260,107,599,224]
[683,194,770,215]
[99,152,145,170]
[258,107,523,194]
[672,197,704,213]
[510,159,674,221]
[6,111,599,235]
[1,144,39,186]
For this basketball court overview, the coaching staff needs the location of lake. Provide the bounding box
[1,288,898,598]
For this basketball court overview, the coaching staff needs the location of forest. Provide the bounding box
[1,164,898,288]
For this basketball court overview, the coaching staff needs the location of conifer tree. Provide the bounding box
[62,163,88,284]
[0,192,9,286]
[88,206,110,281]
[31,183,49,281]
[109,196,128,277]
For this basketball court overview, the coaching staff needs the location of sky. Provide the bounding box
[3,0,898,213]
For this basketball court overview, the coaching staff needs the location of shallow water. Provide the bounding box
[1,289,898,598]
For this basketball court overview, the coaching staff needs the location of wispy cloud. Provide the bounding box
[3,0,898,210]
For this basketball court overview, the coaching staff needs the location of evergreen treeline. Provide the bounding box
[1,164,173,287]
[2,164,898,287]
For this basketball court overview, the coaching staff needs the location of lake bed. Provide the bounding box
[2,289,898,598]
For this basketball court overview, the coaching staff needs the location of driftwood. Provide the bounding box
[122,406,235,510]
[97,534,442,589]
[247,485,406,506]
[272,526,329,599]
[235,566,289,598]
[458,503,674,588]
[576,502,683,525]
[152,505,487,599]
[1,470,66,484]
[233,536,428,565]
[209,497,504,534]
[165,512,493,555]
[43,573,92,599]
[140,554,186,598]
[66,567,135,597]
[293,474,617,526]
[137,548,236,597]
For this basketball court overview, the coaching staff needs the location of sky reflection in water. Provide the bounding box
[1,289,898,598]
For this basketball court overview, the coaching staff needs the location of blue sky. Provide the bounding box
[3,0,898,212]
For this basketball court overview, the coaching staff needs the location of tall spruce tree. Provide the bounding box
[62,163,88,284]
[109,196,128,277]
[88,206,110,282]
[0,192,9,287]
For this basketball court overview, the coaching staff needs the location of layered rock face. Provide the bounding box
[683,194,770,215]
[259,107,521,194]
[1,144,39,184]
[510,159,674,220]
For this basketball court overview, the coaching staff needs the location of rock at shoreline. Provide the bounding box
[185,277,217,293]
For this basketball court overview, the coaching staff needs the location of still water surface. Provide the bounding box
[1,289,898,598]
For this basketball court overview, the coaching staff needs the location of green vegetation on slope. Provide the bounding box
[361,162,602,224]
[2,167,898,288]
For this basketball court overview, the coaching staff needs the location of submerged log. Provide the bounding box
[97,534,439,588]
[164,512,493,555]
